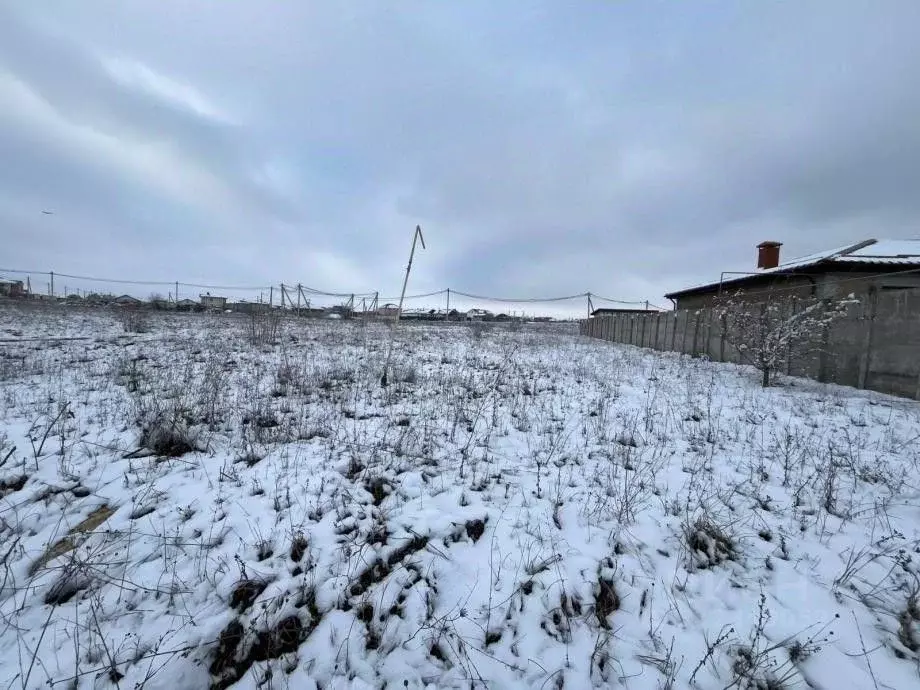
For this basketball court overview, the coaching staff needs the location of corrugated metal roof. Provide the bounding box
[666,238,920,298]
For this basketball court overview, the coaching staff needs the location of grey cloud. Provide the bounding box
[2,1,920,308]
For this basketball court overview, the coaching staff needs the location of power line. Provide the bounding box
[55,272,177,287]
[378,289,448,302]
[9,262,920,306]
[295,284,376,298]
[0,267,51,277]
[178,282,273,291]
[449,289,588,303]
[0,267,654,307]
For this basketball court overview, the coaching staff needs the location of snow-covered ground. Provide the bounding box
[1,304,918,690]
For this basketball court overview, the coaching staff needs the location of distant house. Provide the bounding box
[227,301,269,314]
[114,294,142,306]
[665,239,920,310]
[0,279,25,298]
[328,304,353,318]
[466,309,492,322]
[591,308,660,317]
[200,294,228,311]
[377,303,400,318]
[176,298,199,312]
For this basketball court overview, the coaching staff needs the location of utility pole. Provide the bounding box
[49,271,54,298]
[175,281,179,304]
[269,285,273,308]
[296,283,302,315]
[445,288,450,321]
[587,292,593,318]
[382,225,426,387]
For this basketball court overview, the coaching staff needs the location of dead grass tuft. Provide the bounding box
[684,516,738,569]
[230,579,268,613]
[140,414,199,457]
[595,572,620,628]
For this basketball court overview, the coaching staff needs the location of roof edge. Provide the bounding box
[837,238,877,258]
[664,239,883,299]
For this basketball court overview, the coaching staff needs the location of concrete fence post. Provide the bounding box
[786,299,798,376]
[705,307,714,359]
[690,309,700,357]
[857,290,878,390]
[678,312,685,353]
[818,320,831,383]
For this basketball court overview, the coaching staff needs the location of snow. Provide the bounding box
[1,304,919,689]
[837,239,920,263]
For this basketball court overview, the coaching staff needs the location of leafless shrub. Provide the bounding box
[897,574,920,654]
[468,321,487,340]
[117,308,151,333]
[716,291,857,387]
[248,309,281,345]
[724,595,835,689]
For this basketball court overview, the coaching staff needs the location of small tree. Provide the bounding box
[148,292,167,310]
[717,291,857,387]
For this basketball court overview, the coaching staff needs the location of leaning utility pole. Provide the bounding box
[381,225,426,387]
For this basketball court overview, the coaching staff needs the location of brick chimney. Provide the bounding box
[757,241,782,270]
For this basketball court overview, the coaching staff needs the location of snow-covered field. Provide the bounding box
[1,305,918,690]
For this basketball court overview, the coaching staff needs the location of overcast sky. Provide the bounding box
[2,1,919,312]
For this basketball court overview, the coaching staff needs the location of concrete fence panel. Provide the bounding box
[580,289,920,399]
